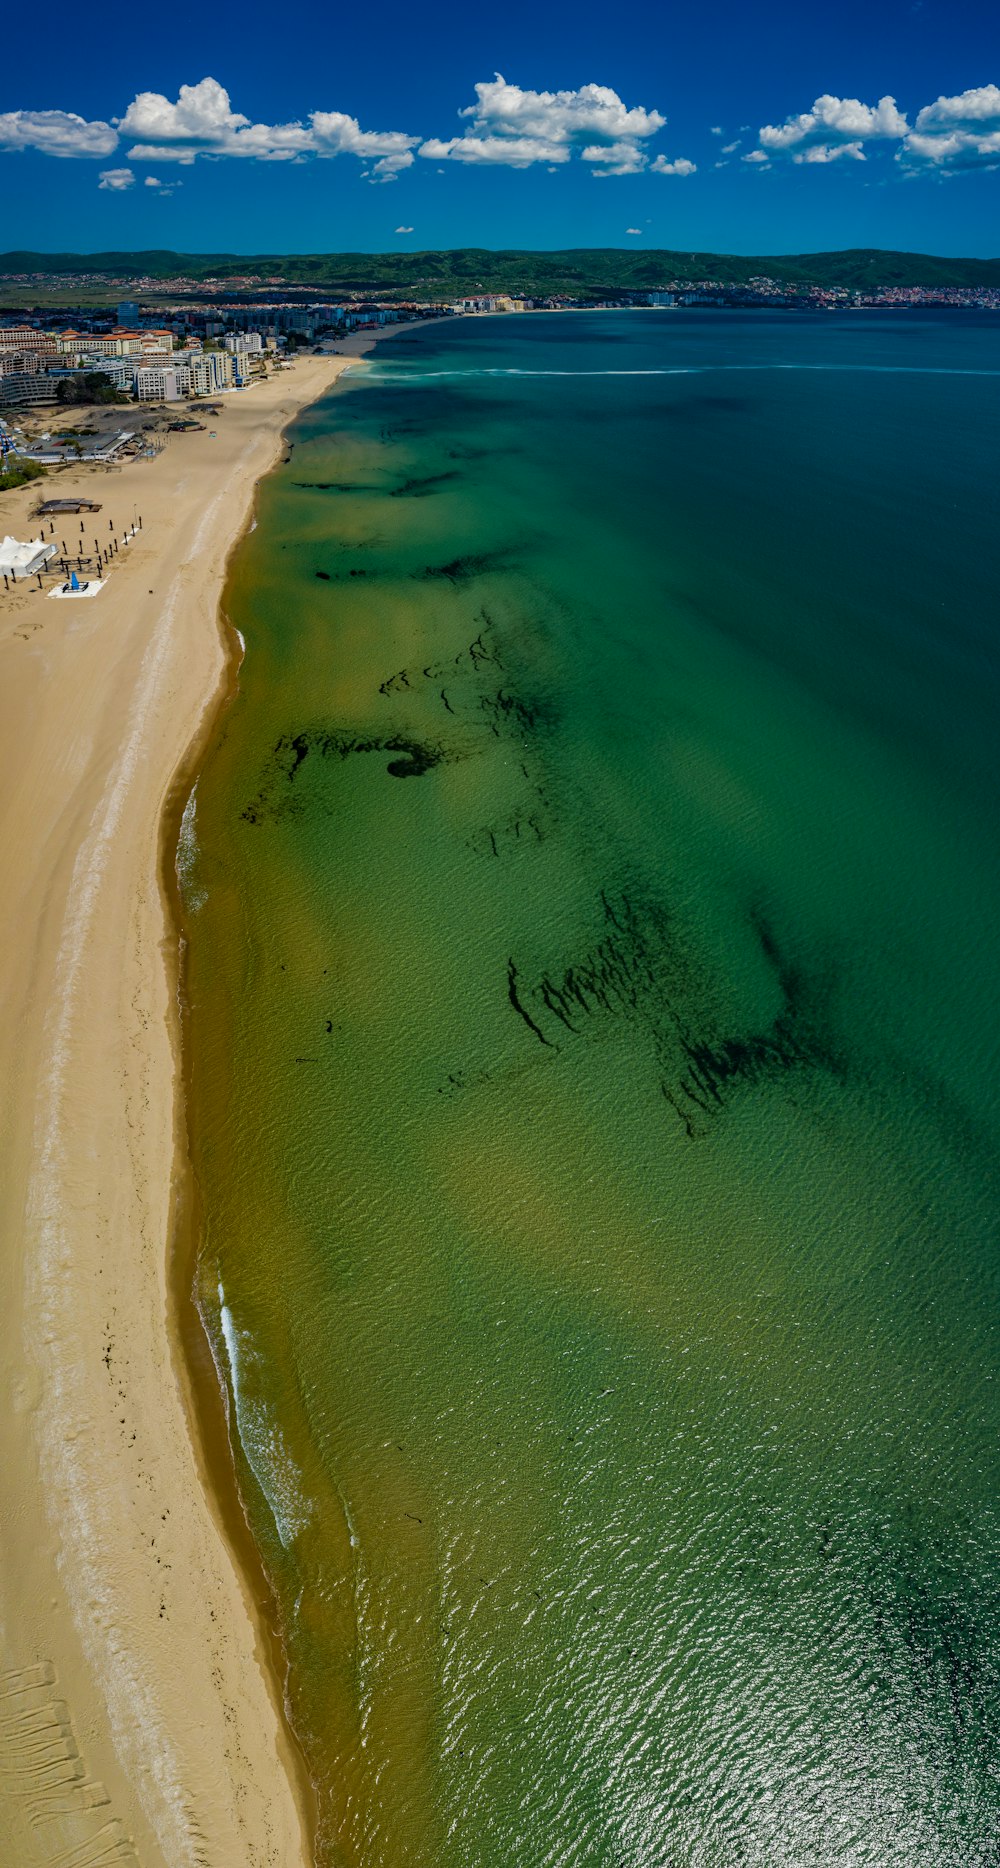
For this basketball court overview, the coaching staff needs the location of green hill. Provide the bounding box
[2,247,999,300]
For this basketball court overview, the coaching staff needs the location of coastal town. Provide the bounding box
[3,272,1000,420]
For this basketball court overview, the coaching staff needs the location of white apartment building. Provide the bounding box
[225,331,263,354]
[135,365,180,403]
[187,351,233,395]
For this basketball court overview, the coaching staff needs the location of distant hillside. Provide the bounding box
[2,247,999,298]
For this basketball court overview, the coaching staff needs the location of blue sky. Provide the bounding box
[1,0,997,255]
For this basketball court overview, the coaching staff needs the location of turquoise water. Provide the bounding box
[180,311,1000,1866]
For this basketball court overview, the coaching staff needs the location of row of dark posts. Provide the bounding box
[1,515,143,593]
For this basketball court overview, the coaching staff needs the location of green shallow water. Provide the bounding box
[179,311,1000,1866]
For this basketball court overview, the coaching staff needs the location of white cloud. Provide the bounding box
[419,133,569,167]
[363,152,414,182]
[721,139,740,153]
[421,73,665,172]
[119,77,245,144]
[914,83,1000,134]
[901,86,1000,170]
[710,125,724,135]
[743,149,770,165]
[752,93,907,162]
[650,154,696,175]
[310,111,415,161]
[584,140,648,175]
[119,77,416,168]
[98,167,134,190]
[795,140,866,163]
[626,226,642,234]
[395,225,414,233]
[0,108,118,158]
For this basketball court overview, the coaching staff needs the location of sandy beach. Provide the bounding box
[0,355,356,1867]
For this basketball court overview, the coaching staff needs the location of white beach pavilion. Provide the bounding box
[0,534,58,579]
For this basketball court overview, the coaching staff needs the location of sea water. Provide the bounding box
[179,311,1000,1867]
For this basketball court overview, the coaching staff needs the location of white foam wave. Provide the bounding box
[175,783,206,912]
[374,362,1000,381]
[216,1286,313,1550]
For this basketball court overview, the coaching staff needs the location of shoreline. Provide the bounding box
[0,347,386,1867]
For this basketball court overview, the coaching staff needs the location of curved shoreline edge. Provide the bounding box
[0,351,378,1868]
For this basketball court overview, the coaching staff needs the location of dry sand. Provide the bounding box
[0,355,358,1867]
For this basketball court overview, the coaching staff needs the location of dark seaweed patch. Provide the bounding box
[389,471,460,499]
[241,727,450,821]
[417,550,512,585]
[292,481,383,494]
[505,892,837,1139]
[479,686,547,738]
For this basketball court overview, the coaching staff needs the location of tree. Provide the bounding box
[56,372,129,406]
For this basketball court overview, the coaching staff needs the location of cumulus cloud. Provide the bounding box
[626,226,642,234]
[119,76,244,144]
[420,133,569,167]
[748,93,908,165]
[0,108,118,158]
[420,74,665,172]
[584,141,649,175]
[796,141,866,163]
[721,140,740,153]
[118,77,416,168]
[395,225,414,233]
[98,167,134,190]
[650,154,696,175]
[901,85,1000,170]
[710,125,724,136]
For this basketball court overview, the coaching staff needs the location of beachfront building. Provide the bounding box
[225,332,264,354]
[135,365,181,403]
[187,351,233,395]
[0,372,58,406]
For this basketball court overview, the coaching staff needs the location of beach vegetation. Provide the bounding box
[0,457,46,492]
